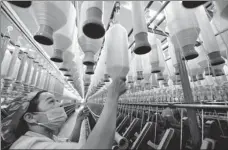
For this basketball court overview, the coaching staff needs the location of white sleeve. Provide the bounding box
[31,141,82,149]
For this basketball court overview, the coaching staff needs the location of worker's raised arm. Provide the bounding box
[70,107,90,142]
[81,78,126,149]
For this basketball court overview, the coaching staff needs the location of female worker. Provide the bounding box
[1,78,127,149]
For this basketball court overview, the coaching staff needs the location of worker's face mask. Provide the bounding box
[33,107,67,132]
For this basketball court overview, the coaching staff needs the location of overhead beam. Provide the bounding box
[148,27,169,37]
[147,1,170,26]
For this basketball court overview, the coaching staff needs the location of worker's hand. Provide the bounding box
[108,77,127,99]
[76,106,90,122]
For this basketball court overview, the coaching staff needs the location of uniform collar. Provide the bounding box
[25,131,53,141]
[25,131,70,142]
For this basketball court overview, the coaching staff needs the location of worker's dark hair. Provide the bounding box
[26,90,48,112]
[15,90,48,138]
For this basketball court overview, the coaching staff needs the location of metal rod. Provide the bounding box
[154,16,166,30]
[201,109,204,144]
[106,1,119,32]
[215,27,228,36]
[180,109,183,150]
[148,27,169,37]
[163,45,169,51]
[205,1,212,9]
[128,29,133,38]
[161,38,167,43]
[118,103,228,110]
[144,1,154,11]
[128,41,135,49]
[174,104,228,110]
[147,1,170,26]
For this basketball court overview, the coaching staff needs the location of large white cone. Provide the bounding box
[212,64,225,77]
[188,59,201,82]
[82,1,105,39]
[182,1,207,9]
[59,29,78,71]
[51,2,76,62]
[134,54,143,80]
[195,5,225,66]
[1,50,12,78]
[150,38,165,74]
[157,39,166,74]
[167,36,179,75]
[9,1,32,8]
[165,1,200,60]
[106,23,129,80]
[59,51,75,72]
[95,35,110,83]
[210,13,228,59]
[131,1,151,54]
[151,73,158,88]
[195,45,212,76]
[148,33,160,73]
[78,1,103,66]
[31,1,67,45]
[83,74,91,87]
[127,61,134,84]
[142,52,151,84]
